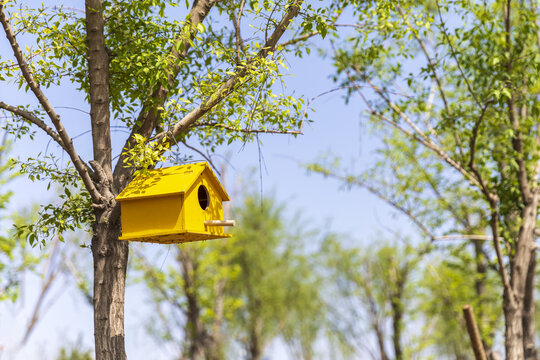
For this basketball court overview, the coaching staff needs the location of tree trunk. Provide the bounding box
[178,248,226,360]
[371,313,389,360]
[473,241,494,355]
[504,295,524,360]
[178,248,206,360]
[209,278,226,360]
[391,281,404,360]
[92,208,129,360]
[522,253,537,360]
[85,0,126,358]
[249,316,263,360]
[506,196,538,360]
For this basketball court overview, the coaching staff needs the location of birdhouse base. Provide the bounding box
[119,230,232,244]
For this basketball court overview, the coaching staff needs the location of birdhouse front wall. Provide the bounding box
[119,193,186,239]
[184,174,226,237]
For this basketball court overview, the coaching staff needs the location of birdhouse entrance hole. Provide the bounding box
[198,185,209,210]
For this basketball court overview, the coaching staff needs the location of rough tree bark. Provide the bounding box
[91,215,128,360]
[523,254,537,360]
[85,1,129,359]
[504,197,539,360]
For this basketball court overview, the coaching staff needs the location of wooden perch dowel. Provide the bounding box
[204,220,236,227]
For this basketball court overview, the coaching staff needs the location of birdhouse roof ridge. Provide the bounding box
[115,162,230,201]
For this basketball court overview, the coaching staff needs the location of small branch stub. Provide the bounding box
[204,220,236,227]
[462,304,487,360]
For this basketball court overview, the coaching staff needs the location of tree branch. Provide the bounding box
[163,0,304,140]
[468,105,490,170]
[435,0,482,108]
[231,0,247,60]
[502,2,537,222]
[113,0,221,188]
[194,122,302,135]
[312,170,435,239]
[179,140,219,173]
[404,147,472,229]
[395,4,450,113]
[467,103,499,205]
[0,4,102,204]
[352,70,481,189]
[490,207,514,305]
[280,30,320,47]
[0,101,66,150]
[433,234,500,241]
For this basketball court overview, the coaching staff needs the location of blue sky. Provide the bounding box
[0,2,417,359]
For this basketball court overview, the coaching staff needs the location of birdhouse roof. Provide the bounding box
[116,162,230,201]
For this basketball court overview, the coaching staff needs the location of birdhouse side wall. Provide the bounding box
[184,175,225,236]
[119,194,185,238]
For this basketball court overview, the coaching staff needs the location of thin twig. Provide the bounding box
[179,140,219,175]
[395,4,450,112]
[232,0,246,60]
[435,0,481,107]
[433,234,500,241]
[313,169,435,239]
[281,2,348,48]
[352,68,480,189]
[195,122,301,135]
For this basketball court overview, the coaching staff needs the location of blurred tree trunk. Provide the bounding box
[179,248,224,360]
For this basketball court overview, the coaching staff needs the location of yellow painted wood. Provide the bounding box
[116,162,230,201]
[115,162,232,244]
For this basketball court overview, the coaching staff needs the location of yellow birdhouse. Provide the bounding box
[115,162,234,244]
